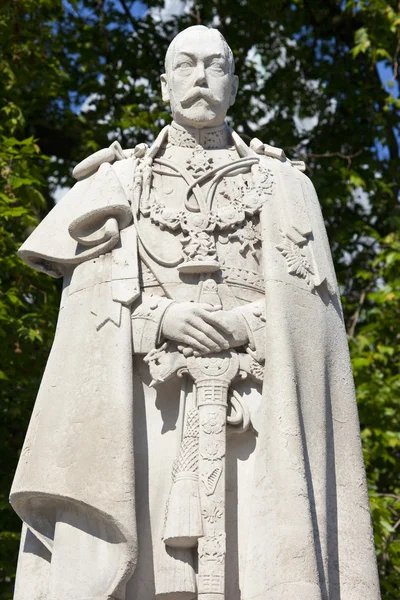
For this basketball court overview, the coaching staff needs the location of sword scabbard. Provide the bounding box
[187,351,239,600]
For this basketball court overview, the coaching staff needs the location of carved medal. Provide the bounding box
[139,152,274,274]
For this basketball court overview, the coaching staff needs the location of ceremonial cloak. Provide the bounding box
[10,131,380,600]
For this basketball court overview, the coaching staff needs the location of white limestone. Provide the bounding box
[11,25,381,600]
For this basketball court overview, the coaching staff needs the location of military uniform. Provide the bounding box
[127,122,269,597]
[130,122,271,361]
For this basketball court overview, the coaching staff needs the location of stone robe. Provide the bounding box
[10,124,381,600]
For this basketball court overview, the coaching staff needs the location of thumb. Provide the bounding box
[198,303,222,312]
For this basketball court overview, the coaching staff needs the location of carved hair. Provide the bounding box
[164,25,235,75]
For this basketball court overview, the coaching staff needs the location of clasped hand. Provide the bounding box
[161,302,248,355]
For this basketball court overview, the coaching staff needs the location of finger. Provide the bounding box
[177,345,194,357]
[197,303,222,312]
[190,317,229,349]
[197,310,233,335]
[193,348,211,357]
[181,335,212,355]
[186,326,222,352]
[187,323,222,349]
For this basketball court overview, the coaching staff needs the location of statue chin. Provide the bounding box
[173,106,225,129]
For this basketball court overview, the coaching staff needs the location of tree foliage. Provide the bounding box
[0,0,399,597]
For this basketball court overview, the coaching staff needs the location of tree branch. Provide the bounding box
[190,4,202,25]
[307,149,363,168]
[119,0,136,30]
[393,37,400,85]
[289,147,363,169]
[348,281,372,338]
[375,493,400,501]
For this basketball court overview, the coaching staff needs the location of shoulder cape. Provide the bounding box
[11,157,141,598]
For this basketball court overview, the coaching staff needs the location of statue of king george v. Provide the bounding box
[10,25,380,600]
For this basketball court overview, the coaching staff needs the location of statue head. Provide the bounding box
[161,26,239,129]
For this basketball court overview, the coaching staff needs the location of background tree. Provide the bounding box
[0,0,399,597]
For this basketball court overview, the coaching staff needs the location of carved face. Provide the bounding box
[161,28,238,129]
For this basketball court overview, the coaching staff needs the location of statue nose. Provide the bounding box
[193,64,207,86]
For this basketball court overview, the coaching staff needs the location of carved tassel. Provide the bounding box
[163,409,203,548]
[163,473,202,548]
[155,546,197,599]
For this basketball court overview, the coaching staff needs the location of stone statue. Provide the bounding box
[11,25,381,600]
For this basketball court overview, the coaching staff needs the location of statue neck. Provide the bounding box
[168,121,232,150]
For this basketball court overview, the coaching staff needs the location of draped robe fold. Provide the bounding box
[10,141,380,600]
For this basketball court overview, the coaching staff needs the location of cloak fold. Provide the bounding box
[11,159,140,599]
[18,159,137,276]
[240,161,380,599]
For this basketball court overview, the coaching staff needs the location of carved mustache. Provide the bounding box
[180,87,219,108]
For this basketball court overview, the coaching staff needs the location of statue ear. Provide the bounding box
[230,75,239,106]
[160,74,170,103]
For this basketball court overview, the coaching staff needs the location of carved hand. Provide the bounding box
[212,310,249,349]
[161,303,249,355]
[161,302,234,354]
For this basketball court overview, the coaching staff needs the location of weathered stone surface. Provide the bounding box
[11,25,380,600]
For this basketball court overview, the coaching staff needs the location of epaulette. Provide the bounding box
[250,137,306,172]
[72,140,148,181]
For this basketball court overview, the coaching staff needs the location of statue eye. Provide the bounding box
[208,61,225,73]
[177,61,193,70]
